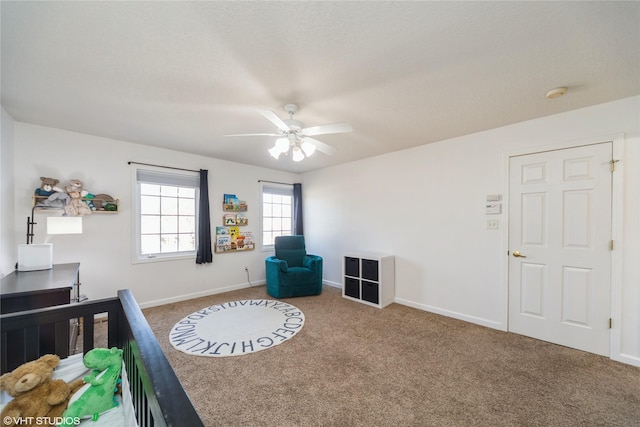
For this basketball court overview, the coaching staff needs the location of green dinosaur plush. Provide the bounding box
[58,347,123,426]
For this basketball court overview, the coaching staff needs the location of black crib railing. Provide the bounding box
[0,289,203,427]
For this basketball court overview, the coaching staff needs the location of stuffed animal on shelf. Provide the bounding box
[35,177,61,197]
[93,194,116,211]
[63,179,91,216]
[80,191,96,211]
[59,347,123,426]
[0,355,83,427]
[40,192,70,209]
[64,179,83,194]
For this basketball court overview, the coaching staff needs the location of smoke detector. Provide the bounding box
[545,87,568,99]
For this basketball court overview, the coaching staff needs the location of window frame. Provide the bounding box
[132,166,200,263]
[260,182,294,250]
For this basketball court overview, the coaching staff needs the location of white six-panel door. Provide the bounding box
[508,143,612,356]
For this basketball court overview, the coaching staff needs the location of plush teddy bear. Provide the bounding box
[0,355,83,427]
[65,179,83,194]
[63,179,92,216]
[34,177,61,197]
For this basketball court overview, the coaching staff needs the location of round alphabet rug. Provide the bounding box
[169,299,305,357]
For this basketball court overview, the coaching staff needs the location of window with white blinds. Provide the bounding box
[134,168,199,261]
[261,183,293,248]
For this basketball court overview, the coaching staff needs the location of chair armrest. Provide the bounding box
[266,256,289,272]
[303,254,323,269]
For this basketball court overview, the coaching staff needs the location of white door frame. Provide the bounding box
[502,133,624,362]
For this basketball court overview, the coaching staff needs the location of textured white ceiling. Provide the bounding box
[2,1,639,173]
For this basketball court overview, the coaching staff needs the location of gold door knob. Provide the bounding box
[512,250,526,258]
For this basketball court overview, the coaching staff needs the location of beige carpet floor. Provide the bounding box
[141,285,640,427]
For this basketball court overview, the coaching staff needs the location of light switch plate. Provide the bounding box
[486,203,502,214]
[486,219,499,229]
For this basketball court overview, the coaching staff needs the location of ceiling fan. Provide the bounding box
[225,104,352,161]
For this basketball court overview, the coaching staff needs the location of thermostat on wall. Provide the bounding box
[486,203,502,214]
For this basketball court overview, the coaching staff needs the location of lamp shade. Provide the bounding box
[292,147,305,162]
[268,145,281,159]
[47,216,83,234]
[300,140,316,156]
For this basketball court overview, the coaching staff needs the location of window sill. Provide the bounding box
[131,253,196,265]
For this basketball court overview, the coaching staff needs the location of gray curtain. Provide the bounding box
[196,169,212,264]
[293,183,303,235]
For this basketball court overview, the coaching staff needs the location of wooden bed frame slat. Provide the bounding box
[1,289,204,427]
[82,313,95,351]
[54,321,69,356]
[25,326,39,362]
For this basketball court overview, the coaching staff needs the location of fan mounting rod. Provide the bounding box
[282,104,303,131]
[284,104,298,116]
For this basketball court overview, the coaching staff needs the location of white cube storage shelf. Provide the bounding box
[343,253,395,308]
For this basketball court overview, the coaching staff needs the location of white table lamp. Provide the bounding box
[47,216,83,235]
[17,217,83,271]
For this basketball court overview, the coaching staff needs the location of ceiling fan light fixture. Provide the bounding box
[300,140,316,157]
[292,146,305,162]
[275,137,290,153]
[268,146,281,159]
[231,103,351,161]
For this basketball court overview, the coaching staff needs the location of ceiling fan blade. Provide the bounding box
[256,109,290,132]
[224,133,280,137]
[302,122,352,136]
[305,137,337,156]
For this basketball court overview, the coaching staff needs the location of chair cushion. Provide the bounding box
[279,267,317,287]
[275,236,306,268]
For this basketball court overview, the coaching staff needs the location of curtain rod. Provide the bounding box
[258,180,296,186]
[128,161,200,173]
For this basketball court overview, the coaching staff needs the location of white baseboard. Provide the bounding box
[612,353,640,368]
[323,281,504,330]
[138,280,266,309]
[394,297,505,331]
[323,279,342,289]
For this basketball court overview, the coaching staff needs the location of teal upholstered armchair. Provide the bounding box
[265,235,323,298]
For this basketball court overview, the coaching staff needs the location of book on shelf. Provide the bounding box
[216,235,231,246]
[216,226,229,235]
[223,214,236,225]
[236,213,248,225]
[228,227,240,239]
[223,194,237,204]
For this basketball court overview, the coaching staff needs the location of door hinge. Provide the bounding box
[609,318,613,329]
[610,159,619,172]
[609,240,614,251]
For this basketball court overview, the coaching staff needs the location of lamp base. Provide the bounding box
[17,244,53,271]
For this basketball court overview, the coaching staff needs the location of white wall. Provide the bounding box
[8,97,639,365]
[302,96,640,366]
[12,123,299,306]
[0,108,16,276]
